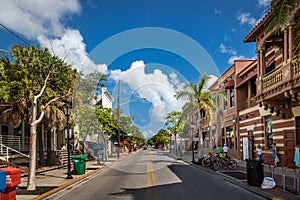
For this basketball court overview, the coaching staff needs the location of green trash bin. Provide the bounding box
[71,155,88,175]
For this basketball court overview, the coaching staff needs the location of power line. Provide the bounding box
[0,23,31,46]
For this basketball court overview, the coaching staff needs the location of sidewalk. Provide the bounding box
[168,151,300,200]
[16,154,124,200]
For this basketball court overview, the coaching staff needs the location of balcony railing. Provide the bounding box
[262,66,283,90]
[0,135,30,152]
[262,56,299,92]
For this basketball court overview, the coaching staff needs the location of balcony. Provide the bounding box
[261,56,300,94]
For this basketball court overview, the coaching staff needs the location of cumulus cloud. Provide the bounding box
[38,29,108,74]
[0,0,106,75]
[219,43,237,55]
[228,55,246,64]
[237,12,258,27]
[110,60,184,121]
[0,0,81,38]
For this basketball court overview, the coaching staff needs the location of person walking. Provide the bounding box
[223,144,229,157]
[256,144,263,160]
[272,143,279,166]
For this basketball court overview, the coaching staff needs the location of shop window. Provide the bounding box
[203,131,210,148]
[265,116,273,149]
[226,126,234,149]
[212,129,216,149]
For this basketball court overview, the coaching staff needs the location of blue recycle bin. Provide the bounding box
[0,170,6,192]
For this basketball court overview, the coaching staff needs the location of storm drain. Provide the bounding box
[221,171,247,180]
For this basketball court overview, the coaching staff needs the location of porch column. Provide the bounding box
[284,29,288,61]
[258,45,266,76]
[288,24,294,60]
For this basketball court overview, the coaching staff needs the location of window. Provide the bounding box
[203,130,210,148]
[212,129,216,149]
[226,126,234,149]
[230,88,235,107]
[224,99,227,110]
[265,116,273,149]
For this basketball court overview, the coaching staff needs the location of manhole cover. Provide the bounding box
[221,171,247,180]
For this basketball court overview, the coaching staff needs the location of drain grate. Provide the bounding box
[221,171,247,180]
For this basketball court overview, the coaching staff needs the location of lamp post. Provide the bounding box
[117,81,146,159]
[190,122,195,163]
[232,117,237,149]
[64,103,73,179]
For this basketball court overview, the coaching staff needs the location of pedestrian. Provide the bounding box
[217,144,222,154]
[223,144,229,157]
[272,143,279,166]
[256,144,263,160]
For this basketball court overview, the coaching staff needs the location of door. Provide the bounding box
[284,130,295,166]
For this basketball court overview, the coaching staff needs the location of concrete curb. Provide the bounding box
[30,154,130,200]
[32,166,107,200]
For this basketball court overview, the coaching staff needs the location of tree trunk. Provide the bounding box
[174,133,177,156]
[198,110,204,159]
[38,125,45,166]
[27,105,37,191]
[46,129,52,165]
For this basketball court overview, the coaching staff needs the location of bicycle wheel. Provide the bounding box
[228,159,237,170]
[202,157,211,167]
[212,160,220,171]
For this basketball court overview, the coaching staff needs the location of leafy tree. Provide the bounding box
[176,74,224,158]
[147,129,170,149]
[165,111,184,153]
[0,45,77,190]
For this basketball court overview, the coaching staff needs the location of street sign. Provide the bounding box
[193,138,199,142]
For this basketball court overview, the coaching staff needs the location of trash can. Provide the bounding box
[0,170,6,192]
[246,158,264,186]
[0,168,21,200]
[71,155,88,175]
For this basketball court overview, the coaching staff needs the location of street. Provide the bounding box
[48,149,266,200]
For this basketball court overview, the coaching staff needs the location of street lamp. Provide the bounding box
[232,117,237,149]
[117,81,146,158]
[64,103,73,179]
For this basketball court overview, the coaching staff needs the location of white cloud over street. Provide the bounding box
[110,60,184,122]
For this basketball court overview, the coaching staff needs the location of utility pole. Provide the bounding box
[117,81,121,159]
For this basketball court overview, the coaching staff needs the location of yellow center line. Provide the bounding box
[146,150,160,200]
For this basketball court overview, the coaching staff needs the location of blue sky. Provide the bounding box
[0,0,271,138]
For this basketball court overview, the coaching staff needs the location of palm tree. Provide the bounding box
[267,0,300,54]
[176,74,224,159]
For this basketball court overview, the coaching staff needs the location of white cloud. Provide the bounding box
[237,12,258,27]
[219,43,237,55]
[110,60,184,122]
[0,0,81,39]
[38,29,107,74]
[258,0,271,7]
[214,9,222,15]
[228,55,246,64]
[0,0,106,74]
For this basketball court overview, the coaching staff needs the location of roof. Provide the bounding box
[244,10,273,43]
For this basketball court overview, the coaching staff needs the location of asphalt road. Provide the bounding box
[49,149,266,200]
